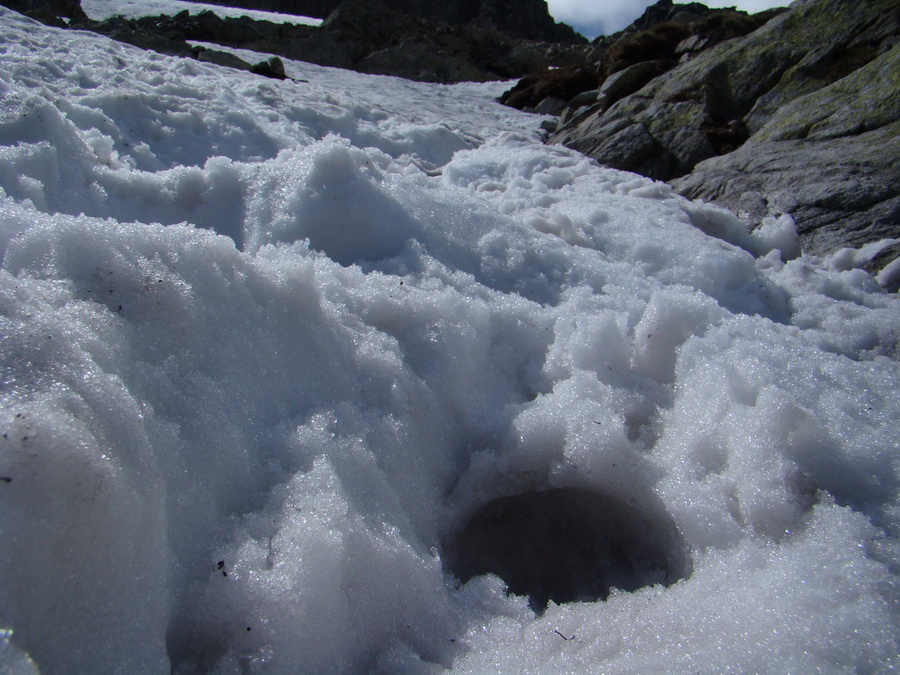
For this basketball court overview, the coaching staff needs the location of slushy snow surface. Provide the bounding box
[1,8,899,673]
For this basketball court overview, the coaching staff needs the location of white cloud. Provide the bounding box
[546,0,643,37]
[547,0,791,39]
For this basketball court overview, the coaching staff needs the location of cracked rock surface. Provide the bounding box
[549,0,900,261]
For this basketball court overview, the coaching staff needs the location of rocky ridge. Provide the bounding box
[513,0,898,281]
[1,0,590,83]
[185,0,584,44]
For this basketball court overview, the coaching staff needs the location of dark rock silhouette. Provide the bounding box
[0,0,86,26]
[183,0,584,44]
[501,66,600,113]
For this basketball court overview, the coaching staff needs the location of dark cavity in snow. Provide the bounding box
[444,487,690,611]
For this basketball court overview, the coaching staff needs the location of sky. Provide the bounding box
[546,0,792,39]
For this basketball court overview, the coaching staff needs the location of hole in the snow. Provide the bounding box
[443,487,690,611]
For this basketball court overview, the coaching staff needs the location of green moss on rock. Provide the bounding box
[752,44,900,142]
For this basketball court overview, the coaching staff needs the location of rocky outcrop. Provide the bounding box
[538,0,899,265]
[671,43,900,256]
[588,0,782,77]
[619,0,714,34]
[469,0,583,44]
[79,0,590,83]
[0,0,85,26]
[503,3,781,122]
[500,66,600,113]
[185,0,584,44]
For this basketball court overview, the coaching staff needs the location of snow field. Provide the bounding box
[0,8,898,673]
[81,0,322,26]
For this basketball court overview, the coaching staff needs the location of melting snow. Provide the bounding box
[0,7,898,673]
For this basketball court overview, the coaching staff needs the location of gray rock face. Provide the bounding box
[671,44,900,256]
[598,60,665,102]
[672,121,900,255]
[549,0,900,265]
